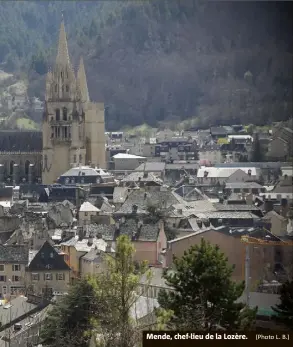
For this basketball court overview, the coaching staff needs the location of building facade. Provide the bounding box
[42,20,106,184]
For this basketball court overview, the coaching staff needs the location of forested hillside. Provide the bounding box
[0,0,292,130]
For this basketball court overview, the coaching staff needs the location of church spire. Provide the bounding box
[56,16,71,67]
[77,57,90,102]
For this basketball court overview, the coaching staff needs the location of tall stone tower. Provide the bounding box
[42,19,106,184]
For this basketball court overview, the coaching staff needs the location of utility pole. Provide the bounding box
[245,244,250,306]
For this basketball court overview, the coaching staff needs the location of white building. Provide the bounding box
[196,166,260,185]
[112,153,146,171]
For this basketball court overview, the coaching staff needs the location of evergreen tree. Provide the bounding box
[40,278,97,347]
[157,238,257,330]
[272,279,293,329]
[251,133,263,162]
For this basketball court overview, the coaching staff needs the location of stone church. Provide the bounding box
[0,20,106,185]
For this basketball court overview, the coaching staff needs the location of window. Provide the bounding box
[85,212,88,216]
[79,154,82,162]
[66,85,69,92]
[0,265,4,272]
[56,109,60,121]
[32,273,39,281]
[63,107,68,121]
[73,155,77,163]
[50,253,54,258]
[41,252,45,258]
[0,276,6,282]
[2,286,7,295]
[10,286,23,295]
[45,273,53,281]
[24,161,30,176]
[55,84,57,93]
[12,264,21,272]
[56,273,65,280]
[12,275,20,282]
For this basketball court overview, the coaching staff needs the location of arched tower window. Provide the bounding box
[66,85,69,92]
[10,161,15,175]
[55,85,57,93]
[25,160,30,176]
[63,107,68,121]
[56,109,60,121]
[79,154,82,163]
[73,155,77,163]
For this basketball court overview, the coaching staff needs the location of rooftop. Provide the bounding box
[79,201,100,212]
[113,153,146,159]
[0,245,28,263]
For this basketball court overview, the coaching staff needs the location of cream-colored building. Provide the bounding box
[79,201,100,225]
[42,20,106,184]
[0,245,28,299]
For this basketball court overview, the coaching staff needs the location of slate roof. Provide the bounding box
[197,211,259,219]
[225,182,264,189]
[0,187,13,199]
[27,241,70,271]
[214,203,261,212]
[122,172,163,185]
[114,190,181,215]
[90,220,160,242]
[135,162,166,172]
[113,187,129,204]
[0,131,42,152]
[0,244,28,263]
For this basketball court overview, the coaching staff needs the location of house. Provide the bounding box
[121,172,163,190]
[60,228,114,280]
[196,211,259,227]
[163,226,283,285]
[262,210,288,237]
[94,218,167,266]
[0,245,28,299]
[112,153,146,171]
[155,137,197,161]
[224,182,265,195]
[80,245,113,277]
[114,188,182,216]
[26,241,71,296]
[79,201,100,225]
[196,166,260,185]
[198,147,223,165]
[135,162,166,178]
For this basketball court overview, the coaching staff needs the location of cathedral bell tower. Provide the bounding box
[42,18,86,184]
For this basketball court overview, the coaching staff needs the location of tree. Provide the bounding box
[90,235,151,347]
[251,133,263,162]
[272,279,293,329]
[157,238,257,330]
[40,277,97,347]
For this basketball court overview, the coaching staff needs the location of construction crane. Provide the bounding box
[240,235,293,306]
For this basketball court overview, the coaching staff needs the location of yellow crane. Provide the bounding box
[240,235,293,306]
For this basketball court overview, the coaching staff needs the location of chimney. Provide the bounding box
[132,204,138,214]
[78,226,84,241]
[105,242,112,253]
[87,237,93,247]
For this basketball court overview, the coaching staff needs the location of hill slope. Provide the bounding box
[0,0,292,130]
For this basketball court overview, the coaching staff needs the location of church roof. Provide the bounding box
[0,131,42,152]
